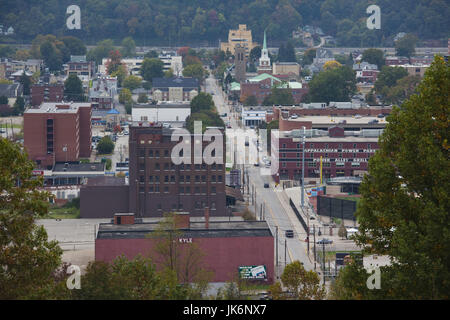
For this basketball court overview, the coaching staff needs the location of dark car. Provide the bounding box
[377,114,384,118]
[264,183,269,188]
[317,238,333,245]
[285,230,294,238]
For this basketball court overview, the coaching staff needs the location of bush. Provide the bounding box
[105,158,112,170]
[97,136,115,154]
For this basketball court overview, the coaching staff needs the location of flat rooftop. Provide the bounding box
[53,162,105,172]
[97,220,273,239]
[284,115,387,125]
[274,130,381,142]
[25,102,92,114]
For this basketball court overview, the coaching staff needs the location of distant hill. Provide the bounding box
[0,0,448,46]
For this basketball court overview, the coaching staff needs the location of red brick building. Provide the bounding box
[240,73,308,105]
[271,126,380,182]
[30,83,64,106]
[128,124,227,218]
[95,212,275,283]
[24,102,92,169]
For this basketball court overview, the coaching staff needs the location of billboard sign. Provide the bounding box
[238,265,267,280]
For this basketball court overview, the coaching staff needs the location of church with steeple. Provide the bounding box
[257,30,272,74]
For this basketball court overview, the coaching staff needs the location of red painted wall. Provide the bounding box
[95,235,275,283]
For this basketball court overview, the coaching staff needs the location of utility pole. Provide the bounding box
[276,226,278,267]
[313,224,316,270]
[284,239,287,266]
[322,242,326,285]
[254,187,257,213]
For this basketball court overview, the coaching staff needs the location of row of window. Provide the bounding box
[281,143,373,149]
[280,161,367,168]
[138,162,223,171]
[139,185,218,194]
[145,201,217,211]
[140,175,223,183]
[281,152,371,158]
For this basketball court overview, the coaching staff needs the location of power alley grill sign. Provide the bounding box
[238,265,267,280]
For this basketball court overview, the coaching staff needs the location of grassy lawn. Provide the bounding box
[41,206,80,219]
[335,196,361,205]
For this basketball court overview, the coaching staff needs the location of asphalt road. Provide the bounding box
[205,75,316,276]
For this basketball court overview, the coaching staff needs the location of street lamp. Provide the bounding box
[301,126,309,255]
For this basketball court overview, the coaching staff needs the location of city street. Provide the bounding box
[205,75,316,277]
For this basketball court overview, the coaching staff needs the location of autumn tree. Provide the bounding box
[0,138,63,299]
[337,56,450,299]
[323,60,342,71]
[270,261,325,300]
[123,75,142,91]
[106,50,123,75]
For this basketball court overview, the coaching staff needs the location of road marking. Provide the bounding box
[264,199,294,263]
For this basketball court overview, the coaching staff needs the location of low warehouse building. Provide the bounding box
[95,212,275,283]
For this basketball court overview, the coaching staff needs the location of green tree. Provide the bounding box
[137,93,148,104]
[384,75,422,105]
[86,39,114,65]
[395,34,418,58]
[40,40,62,71]
[0,96,8,105]
[122,75,142,91]
[60,36,86,56]
[144,50,158,59]
[273,261,325,300]
[121,37,136,57]
[186,110,225,133]
[96,136,115,154]
[0,138,62,299]
[365,91,377,105]
[64,74,84,102]
[110,64,127,88]
[20,71,31,95]
[118,88,132,105]
[182,63,206,83]
[249,46,261,62]
[74,256,177,300]
[263,86,295,106]
[141,58,164,83]
[308,66,356,103]
[342,56,450,299]
[362,48,385,69]
[244,95,258,106]
[374,66,409,101]
[190,92,215,113]
[13,96,25,115]
[164,68,174,78]
[301,48,316,66]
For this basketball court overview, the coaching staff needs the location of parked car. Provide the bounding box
[377,114,384,118]
[369,119,379,124]
[285,230,294,238]
[317,238,333,245]
[264,183,269,188]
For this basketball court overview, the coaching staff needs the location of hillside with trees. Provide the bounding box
[0,0,448,46]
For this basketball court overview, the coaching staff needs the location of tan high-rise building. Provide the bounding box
[220,24,258,57]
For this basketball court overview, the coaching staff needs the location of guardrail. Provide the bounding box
[289,198,308,232]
